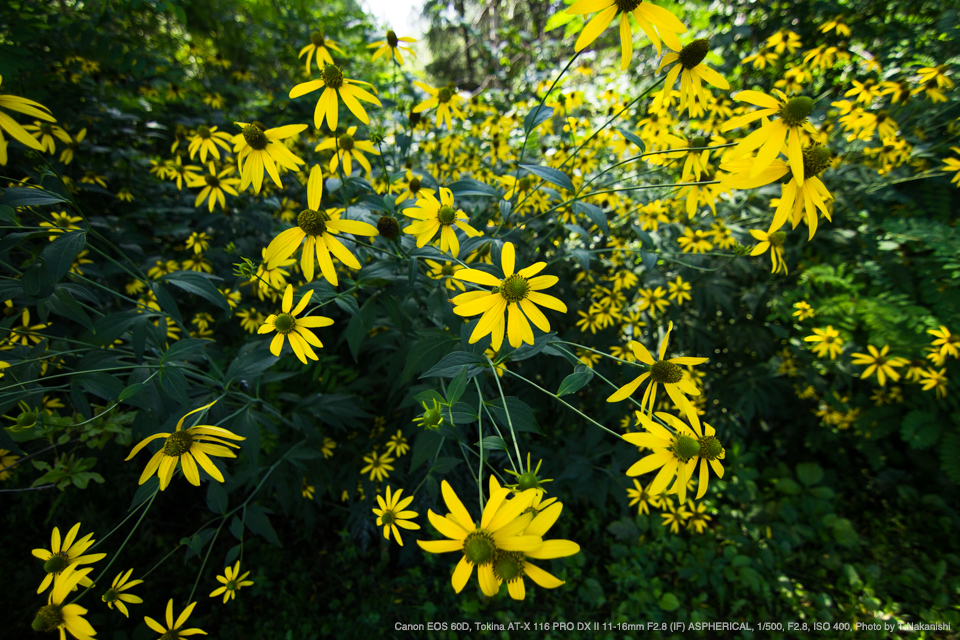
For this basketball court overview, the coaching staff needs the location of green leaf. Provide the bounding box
[420,351,486,379]
[119,383,145,402]
[446,366,469,405]
[47,287,94,330]
[410,429,444,472]
[557,367,594,396]
[159,271,229,311]
[523,105,554,134]
[161,338,212,364]
[151,282,182,325]
[488,397,539,434]
[0,187,69,207]
[430,457,462,474]
[658,593,680,611]
[519,164,574,192]
[206,482,228,514]
[902,410,939,449]
[245,505,281,546]
[40,232,85,291]
[448,178,500,197]
[413,389,446,406]
[616,128,645,151]
[573,201,608,233]
[796,462,824,486]
[476,435,507,451]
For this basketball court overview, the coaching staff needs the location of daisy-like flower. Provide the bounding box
[920,368,948,399]
[412,83,465,129]
[38,211,84,242]
[417,479,543,595]
[490,488,580,600]
[606,321,707,421]
[372,485,421,546]
[58,127,86,165]
[394,171,434,204]
[804,325,844,360]
[124,400,245,491]
[23,120,71,154]
[667,276,692,305]
[660,499,691,533]
[793,300,815,321]
[263,165,379,284]
[566,0,686,70]
[928,325,959,359]
[186,162,240,212]
[101,569,143,618]
[626,478,659,515]
[624,410,725,503]
[941,147,960,187]
[412,398,445,430]
[0,74,56,165]
[232,121,307,194]
[299,32,344,74]
[144,600,206,640]
[186,126,234,163]
[402,187,482,257]
[721,89,818,184]
[638,286,670,314]
[385,430,410,456]
[32,522,106,594]
[361,450,395,482]
[289,64,381,131]
[426,259,466,291]
[368,30,417,65]
[451,242,567,351]
[0,446,19,479]
[748,229,788,274]
[258,284,333,364]
[685,501,712,534]
[850,345,908,387]
[209,561,254,603]
[656,39,729,117]
[314,126,380,176]
[31,564,97,640]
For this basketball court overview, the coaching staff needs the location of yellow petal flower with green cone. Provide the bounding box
[258,284,333,364]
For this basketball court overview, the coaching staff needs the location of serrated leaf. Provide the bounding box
[519,164,574,192]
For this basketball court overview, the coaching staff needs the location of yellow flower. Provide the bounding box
[22,120,71,154]
[186,126,234,163]
[258,284,333,364]
[417,479,543,596]
[626,478,659,515]
[566,0,686,70]
[314,125,380,176]
[144,599,207,640]
[850,345,908,387]
[804,325,843,360]
[125,401,245,491]
[368,30,417,64]
[38,211,84,242]
[0,74,56,165]
[928,325,959,359]
[299,32,344,74]
[792,300,815,321]
[209,561,254,603]
[186,163,240,212]
[31,522,106,594]
[385,430,410,457]
[412,83,465,129]
[667,276,692,305]
[263,165,379,284]
[361,450,395,482]
[402,187,482,257]
[372,485,421,546]
[393,171,434,204]
[0,447,19,480]
[721,89,818,184]
[606,321,706,421]
[624,410,725,503]
[451,242,567,350]
[749,229,788,274]
[101,569,143,618]
[289,64,381,131]
[31,564,97,640]
[232,121,307,194]
[920,368,948,399]
[656,39,729,117]
[685,501,712,534]
[638,286,671,314]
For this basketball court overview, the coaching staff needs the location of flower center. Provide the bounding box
[242,124,268,151]
[438,205,457,225]
[161,631,180,640]
[197,126,211,139]
[338,134,355,151]
[32,605,63,633]
[103,588,119,604]
[615,0,642,13]
[205,174,220,187]
[322,64,344,90]
[689,136,707,151]
[779,96,814,127]
[440,263,455,276]
[518,176,534,192]
[499,274,530,303]
[273,312,296,335]
[801,144,832,178]
[650,360,683,384]
[463,530,496,565]
[770,231,787,248]
[226,579,238,591]
[16,410,39,429]
[678,39,709,69]
[377,215,400,239]
[380,510,397,525]
[40,123,53,135]
[671,434,701,463]
[516,470,542,491]
[422,407,443,428]
[43,552,70,574]
[699,435,725,460]
[438,87,453,103]
[311,32,325,47]
[163,430,194,457]
[298,209,328,236]
[492,550,525,583]
[409,177,421,192]
[386,30,398,47]
[409,110,422,126]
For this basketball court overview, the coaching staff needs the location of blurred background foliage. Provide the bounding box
[2,0,959,638]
